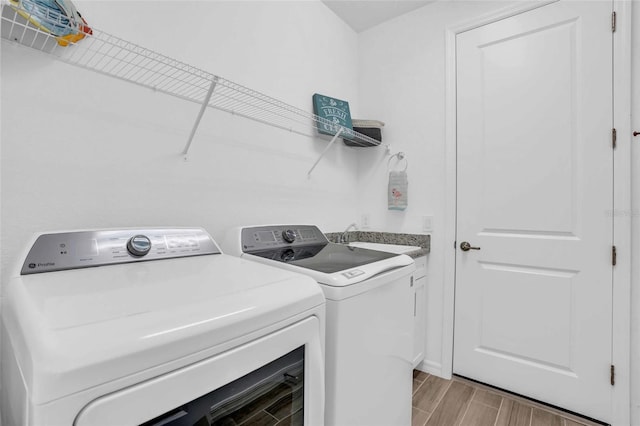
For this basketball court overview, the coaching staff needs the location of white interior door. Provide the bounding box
[454,1,613,422]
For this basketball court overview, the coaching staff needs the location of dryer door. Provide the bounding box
[74,316,323,426]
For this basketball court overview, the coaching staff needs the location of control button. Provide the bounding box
[342,269,365,279]
[282,229,296,243]
[127,235,152,257]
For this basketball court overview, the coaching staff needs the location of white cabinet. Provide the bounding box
[412,255,427,368]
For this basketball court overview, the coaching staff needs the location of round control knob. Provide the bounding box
[282,229,296,243]
[281,249,295,262]
[127,235,152,257]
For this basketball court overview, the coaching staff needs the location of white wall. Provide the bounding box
[0,0,365,286]
[357,0,639,422]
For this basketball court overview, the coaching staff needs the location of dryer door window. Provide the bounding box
[142,346,304,426]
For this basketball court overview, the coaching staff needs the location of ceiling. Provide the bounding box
[321,0,435,33]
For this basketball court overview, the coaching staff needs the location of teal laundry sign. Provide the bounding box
[312,93,353,139]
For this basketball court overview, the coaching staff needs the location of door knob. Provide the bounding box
[460,241,481,251]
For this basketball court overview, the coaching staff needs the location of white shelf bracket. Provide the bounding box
[307,127,344,177]
[182,76,219,158]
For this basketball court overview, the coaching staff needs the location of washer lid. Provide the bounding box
[249,243,399,273]
[248,242,414,286]
[245,250,414,287]
[4,253,324,404]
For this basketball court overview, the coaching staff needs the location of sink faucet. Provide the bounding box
[339,223,358,244]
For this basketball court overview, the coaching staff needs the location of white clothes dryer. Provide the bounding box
[224,225,416,426]
[1,228,325,426]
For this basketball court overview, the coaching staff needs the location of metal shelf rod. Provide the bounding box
[182,77,218,157]
[307,127,344,177]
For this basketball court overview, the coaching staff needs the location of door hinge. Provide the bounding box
[612,128,617,149]
[610,365,615,385]
[612,246,617,266]
[611,11,617,32]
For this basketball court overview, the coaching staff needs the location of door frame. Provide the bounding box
[442,1,632,424]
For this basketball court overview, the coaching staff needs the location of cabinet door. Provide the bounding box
[413,276,426,368]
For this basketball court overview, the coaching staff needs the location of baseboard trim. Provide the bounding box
[415,359,444,378]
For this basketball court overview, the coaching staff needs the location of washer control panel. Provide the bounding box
[241,225,328,252]
[21,228,220,275]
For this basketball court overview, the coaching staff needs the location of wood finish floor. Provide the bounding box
[412,371,604,426]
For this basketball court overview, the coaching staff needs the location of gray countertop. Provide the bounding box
[325,231,430,259]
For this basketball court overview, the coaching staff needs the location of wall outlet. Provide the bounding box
[361,214,371,229]
[422,215,433,232]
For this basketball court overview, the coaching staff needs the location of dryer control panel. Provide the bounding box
[20,228,220,275]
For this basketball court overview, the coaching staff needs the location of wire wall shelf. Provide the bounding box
[1,0,385,173]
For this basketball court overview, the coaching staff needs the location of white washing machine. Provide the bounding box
[1,228,325,426]
[224,225,416,426]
